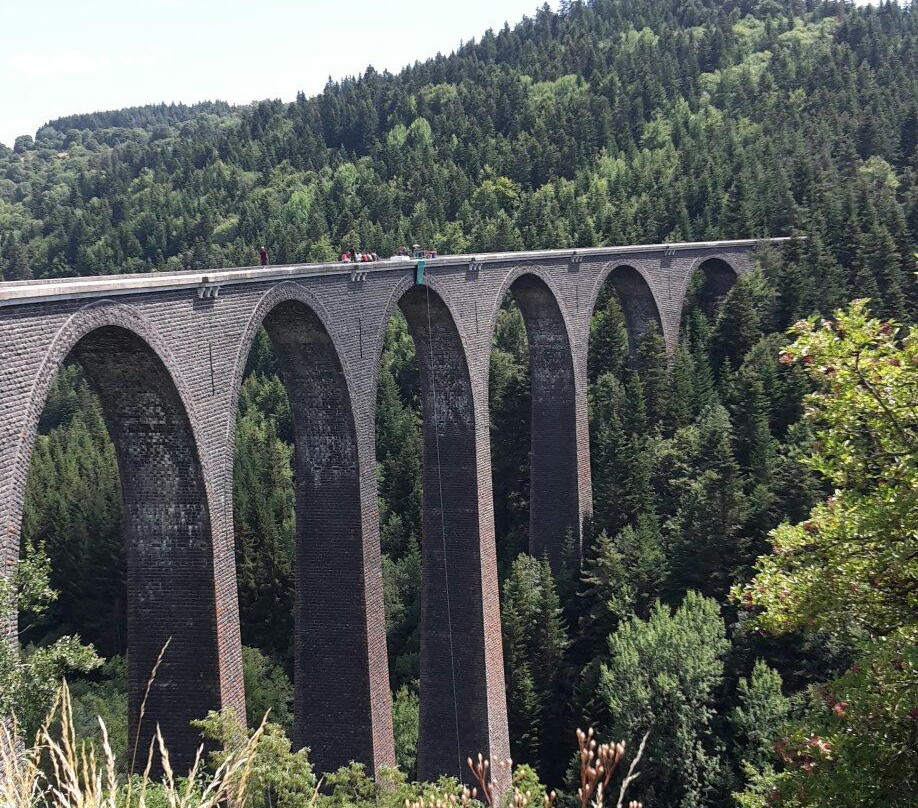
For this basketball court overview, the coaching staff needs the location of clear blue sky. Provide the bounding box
[0,0,557,147]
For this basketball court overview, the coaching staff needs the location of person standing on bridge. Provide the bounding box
[259,246,269,267]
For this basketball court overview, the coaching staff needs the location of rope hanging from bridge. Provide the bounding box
[423,277,463,782]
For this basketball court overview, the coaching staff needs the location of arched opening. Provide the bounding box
[685,257,738,319]
[380,283,506,785]
[597,265,664,358]
[233,298,377,776]
[491,274,578,572]
[677,256,740,396]
[18,325,219,773]
[664,254,744,450]
[587,266,666,538]
[232,326,295,733]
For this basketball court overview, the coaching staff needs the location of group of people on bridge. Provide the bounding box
[340,248,380,262]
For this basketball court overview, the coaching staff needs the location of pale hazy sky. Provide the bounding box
[0,0,558,147]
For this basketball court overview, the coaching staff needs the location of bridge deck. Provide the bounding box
[0,237,791,307]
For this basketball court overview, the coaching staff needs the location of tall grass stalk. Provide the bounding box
[1,682,260,808]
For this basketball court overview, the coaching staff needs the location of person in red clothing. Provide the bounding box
[259,246,269,267]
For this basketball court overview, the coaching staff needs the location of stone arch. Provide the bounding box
[489,268,580,570]
[6,300,224,773]
[387,280,508,786]
[590,262,664,355]
[682,255,740,319]
[229,282,393,776]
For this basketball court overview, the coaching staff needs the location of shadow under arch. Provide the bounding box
[683,256,739,319]
[594,263,664,355]
[493,271,579,570]
[10,310,221,774]
[394,282,507,786]
[231,289,391,777]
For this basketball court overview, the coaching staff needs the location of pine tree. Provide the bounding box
[574,530,633,666]
[501,554,569,777]
[729,660,789,779]
[634,325,669,428]
[589,290,629,382]
[667,344,696,430]
[665,406,748,601]
[4,241,32,281]
[588,373,653,538]
[709,272,773,372]
[233,377,295,662]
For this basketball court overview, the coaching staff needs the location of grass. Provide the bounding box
[0,682,261,808]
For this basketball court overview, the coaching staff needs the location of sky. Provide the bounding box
[0,0,557,147]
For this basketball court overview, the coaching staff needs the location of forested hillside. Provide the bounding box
[4,2,916,808]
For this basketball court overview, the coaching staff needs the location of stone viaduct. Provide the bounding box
[0,238,785,786]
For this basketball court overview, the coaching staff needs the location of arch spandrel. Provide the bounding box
[486,265,580,360]
[371,273,487,408]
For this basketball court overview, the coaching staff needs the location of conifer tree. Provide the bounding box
[709,272,773,372]
[665,405,748,601]
[501,554,569,778]
[4,240,32,281]
[588,290,629,382]
[667,344,696,430]
[634,325,669,428]
[729,660,789,780]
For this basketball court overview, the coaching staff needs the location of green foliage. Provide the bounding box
[737,301,917,639]
[599,592,730,808]
[489,302,532,570]
[734,301,918,807]
[195,708,317,808]
[665,405,749,600]
[738,631,917,807]
[21,365,123,656]
[588,372,654,539]
[509,764,549,808]
[501,555,569,778]
[730,660,790,778]
[243,645,293,732]
[709,271,775,371]
[576,530,637,655]
[234,372,295,662]
[588,291,629,382]
[0,541,100,741]
[69,655,129,767]
[634,326,671,428]
[392,683,420,778]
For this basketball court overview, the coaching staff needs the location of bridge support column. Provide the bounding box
[511,275,584,571]
[399,287,510,791]
[264,300,394,777]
